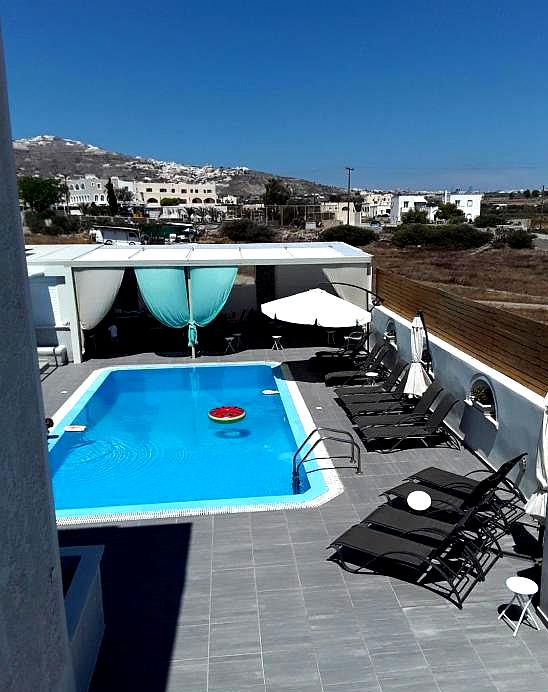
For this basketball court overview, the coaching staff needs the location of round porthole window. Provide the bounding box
[469,378,497,420]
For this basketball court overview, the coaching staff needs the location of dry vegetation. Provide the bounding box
[369,243,548,324]
[26,233,91,245]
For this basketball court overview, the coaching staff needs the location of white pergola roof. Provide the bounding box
[25,242,372,269]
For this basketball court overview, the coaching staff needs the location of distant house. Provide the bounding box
[134,181,218,205]
[390,191,483,224]
[390,194,438,224]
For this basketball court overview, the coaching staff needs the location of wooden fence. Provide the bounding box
[375,268,548,396]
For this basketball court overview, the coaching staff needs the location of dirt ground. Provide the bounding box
[369,242,548,324]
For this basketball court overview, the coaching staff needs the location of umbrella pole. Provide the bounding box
[185,267,196,359]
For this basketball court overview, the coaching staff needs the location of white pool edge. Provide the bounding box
[52,361,344,526]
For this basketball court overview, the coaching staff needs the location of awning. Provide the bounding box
[261,288,371,328]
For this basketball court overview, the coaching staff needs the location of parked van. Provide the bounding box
[90,226,141,246]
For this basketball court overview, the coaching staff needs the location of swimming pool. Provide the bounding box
[49,362,342,524]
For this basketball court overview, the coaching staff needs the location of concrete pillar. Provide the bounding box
[0,30,75,692]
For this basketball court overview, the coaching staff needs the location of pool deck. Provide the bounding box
[46,348,548,692]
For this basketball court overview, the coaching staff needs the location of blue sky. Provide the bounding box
[3,1,547,190]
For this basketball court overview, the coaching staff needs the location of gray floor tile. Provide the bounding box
[171,624,209,661]
[262,647,322,688]
[210,618,261,657]
[255,563,301,592]
[165,659,208,692]
[208,653,265,691]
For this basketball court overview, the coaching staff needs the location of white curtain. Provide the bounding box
[74,268,125,330]
[404,314,431,397]
[525,394,548,520]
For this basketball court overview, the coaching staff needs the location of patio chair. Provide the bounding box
[328,520,488,609]
[322,341,389,383]
[383,455,526,531]
[357,393,459,452]
[315,330,367,360]
[405,453,527,504]
[333,360,410,403]
[361,504,502,581]
[326,350,402,388]
[344,381,443,420]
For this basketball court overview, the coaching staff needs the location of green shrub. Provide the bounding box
[221,219,276,242]
[494,228,535,249]
[160,197,181,206]
[392,224,491,250]
[402,209,429,224]
[474,213,506,228]
[25,210,46,233]
[320,224,376,246]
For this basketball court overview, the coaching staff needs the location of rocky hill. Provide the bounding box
[13,135,339,199]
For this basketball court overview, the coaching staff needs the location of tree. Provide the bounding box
[18,176,64,212]
[116,188,134,203]
[106,178,119,215]
[435,203,465,224]
[263,177,291,205]
[160,197,181,206]
[402,208,428,224]
[523,189,531,199]
[531,189,540,198]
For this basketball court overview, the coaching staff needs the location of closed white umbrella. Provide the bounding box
[261,288,371,329]
[525,394,548,520]
[404,314,432,397]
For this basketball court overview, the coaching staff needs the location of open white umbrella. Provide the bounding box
[261,288,371,329]
[525,394,548,521]
[403,314,432,397]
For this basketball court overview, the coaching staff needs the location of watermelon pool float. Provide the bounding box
[208,406,246,424]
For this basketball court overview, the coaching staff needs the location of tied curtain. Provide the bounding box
[74,268,125,330]
[404,314,432,397]
[135,266,237,346]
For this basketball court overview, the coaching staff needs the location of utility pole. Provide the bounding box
[345,166,354,225]
[540,185,545,233]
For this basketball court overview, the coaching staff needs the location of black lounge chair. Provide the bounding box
[357,392,459,451]
[383,457,526,531]
[328,518,491,609]
[329,355,406,390]
[315,330,367,360]
[323,342,390,385]
[361,504,501,581]
[344,381,443,421]
[406,453,527,504]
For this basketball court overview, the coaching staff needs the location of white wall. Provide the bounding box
[449,193,482,221]
[275,264,372,307]
[29,275,73,359]
[371,306,544,494]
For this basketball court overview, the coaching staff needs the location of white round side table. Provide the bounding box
[498,576,540,637]
[365,371,379,386]
[407,490,432,512]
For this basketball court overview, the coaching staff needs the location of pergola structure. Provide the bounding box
[26,242,373,363]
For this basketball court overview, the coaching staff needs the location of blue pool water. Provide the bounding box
[49,363,329,520]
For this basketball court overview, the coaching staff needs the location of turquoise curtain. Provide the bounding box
[135,267,189,327]
[187,267,238,345]
[134,266,237,347]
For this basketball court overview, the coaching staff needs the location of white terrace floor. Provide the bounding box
[47,348,548,692]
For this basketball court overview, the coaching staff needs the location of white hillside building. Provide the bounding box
[390,191,483,224]
[447,192,483,221]
[67,175,107,206]
[134,181,218,205]
[390,195,438,225]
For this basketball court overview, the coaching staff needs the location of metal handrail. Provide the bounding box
[292,426,362,494]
